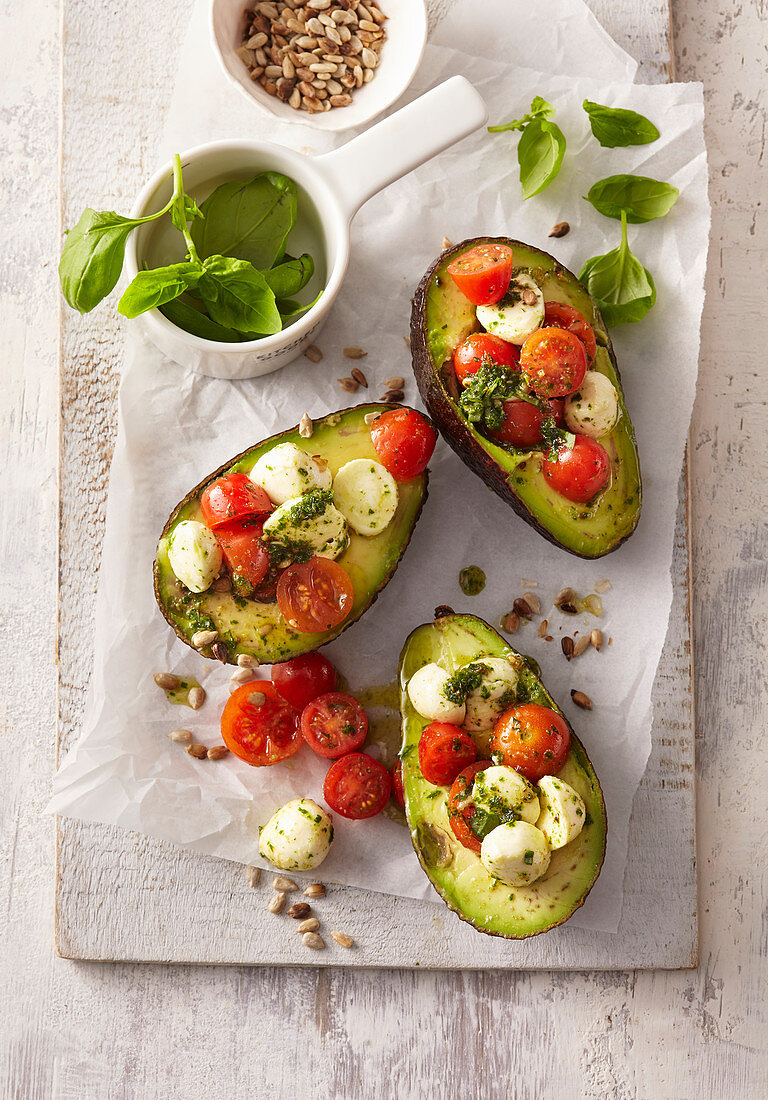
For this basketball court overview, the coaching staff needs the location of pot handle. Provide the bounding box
[314,76,488,220]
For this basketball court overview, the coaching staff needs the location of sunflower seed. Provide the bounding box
[237,653,258,668]
[361,47,378,68]
[383,388,404,403]
[441,236,454,250]
[331,931,354,948]
[188,686,206,710]
[304,882,326,897]
[307,0,330,9]
[154,672,180,691]
[168,729,192,744]
[207,745,230,760]
[191,629,218,648]
[548,221,570,238]
[231,668,254,685]
[594,579,612,594]
[304,343,323,363]
[211,641,229,664]
[537,618,548,638]
[554,588,578,614]
[297,917,320,932]
[501,611,519,634]
[248,691,267,706]
[513,597,532,620]
[211,574,232,592]
[186,743,208,760]
[562,636,574,660]
[573,635,590,657]
[246,865,261,887]
[385,376,404,389]
[256,624,274,637]
[364,411,380,425]
[302,931,326,949]
[522,591,541,615]
[583,594,603,616]
[343,346,367,359]
[350,367,367,387]
[591,629,604,651]
[273,876,298,892]
[571,689,593,710]
[268,892,286,914]
[246,31,268,48]
[287,902,312,919]
[338,376,359,393]
[299,412,314,438]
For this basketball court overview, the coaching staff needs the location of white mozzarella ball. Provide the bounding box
[480,820,551,886]
[167,520,223,594]
[472,765,540,825]
[407,663,466,725]
[258,798,334,871]
[462,657,519,732]
[536,775,586,850]
[262,491,348,564]
[250,442,332,505]
[476,272,545,345]
[332,458,399,536]
[564,371,620,439]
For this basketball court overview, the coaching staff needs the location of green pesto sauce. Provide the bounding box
[165,677,203,707]
[459,565,486,596]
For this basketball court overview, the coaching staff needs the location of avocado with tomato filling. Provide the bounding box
[410,237,641,558]
[398,611,606,939]
[154,404,428,666]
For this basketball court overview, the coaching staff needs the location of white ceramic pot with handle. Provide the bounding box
[125,76,488,380]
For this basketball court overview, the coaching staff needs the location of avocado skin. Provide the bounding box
[399,612,607,940]
[154,403,429,666]
[409,236,641,559]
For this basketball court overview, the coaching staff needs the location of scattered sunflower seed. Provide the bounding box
[256,624,274,637]
[297,917,320,933]
[304,882,326,898]
[331,931,354,948]
[304,344,323,363]
[554,588,578,614]
[562,636,574,660]
[350,367,368,387]
[287,902,312,919]
[211,641,229,664]
[441,236,454,250]
[384,376,405,390]
[548,221,570,238]
[364,411,380,426]
[583,593,603,617]
[571,689,593,711]
[154,672,181,691]
[246,865,262,887]
[191,629,218,648]
[188,686,206,710]
[237,653,258,668]
[249,691,267,706]
[522,591,541,615]
[302,931,326,949]
[231,667,254,684]
[501,610,520,634]
[520,578,538,588]
[338,376,359,393]
[207,745,230,760]
[343,346,367,359]
[594,579,612,594]
[383,388,404,403]
[168,728,192,744]
[591,629,604,651]
[513,597,532,620]
[298,412,314,438]
[573,635,590,658]
[273,875,298,893]
[268,891,286,914]
[186,743,208,760]
[538,619,548,639]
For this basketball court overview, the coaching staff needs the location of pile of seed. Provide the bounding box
[238,0,387,115]
[250,871,355,950]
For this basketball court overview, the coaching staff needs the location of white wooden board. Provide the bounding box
[56,0,697,969]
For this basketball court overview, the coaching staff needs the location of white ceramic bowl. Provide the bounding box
[210,0,428,133]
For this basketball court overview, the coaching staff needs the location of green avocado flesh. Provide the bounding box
[155,404,427,665]
[420,239,641,557]
[398,613,607,939]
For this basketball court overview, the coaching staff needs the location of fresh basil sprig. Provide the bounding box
[585,174,679,224]
[579,212,656,326]
[190,172,297,270]
[583,100,660,148]
[488,97,566,199]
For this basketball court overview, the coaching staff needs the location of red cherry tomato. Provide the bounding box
[391,760,405,809]
[544,302,597,362]
[323,752,392,820]
[418,722,477,787]
[216,518,270,592]
[542,434,611,503]
[520,326,588,398]
[447,243,515,306]
[221,680,301,767]
[453,332,520,384]
[272,651,337,710]
[490,704,571,783]
[276,557,354,634]
[201,472,273,529]
[488,397,565,449]
[447,761,492,853]
[370,408,436,482]
[300,691,368,759]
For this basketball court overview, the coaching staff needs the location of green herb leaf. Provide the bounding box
[59,209,142,313]
[198,255,282,334]
[488,96,554,134]
[579,212,656,326]
[518,118,566,199]
[582,100,660,148]
[263,253,314,299]
[277,291,323,323]
[191,173,298,270]
[585,173,680,224]
[117,262,202,318]
[158,295,246,342]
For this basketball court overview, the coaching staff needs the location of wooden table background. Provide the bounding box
[2,0,767,1094]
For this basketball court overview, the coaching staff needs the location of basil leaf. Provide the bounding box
[278,290,323,322]
[263,253,314,299]
[583,100,660,148]
[579,213,656,326]
[488,96,554,134]
[518,118,566,199]
[59,209,140,313]
[159,294,246,342]
[191,173,297,270]
[117,262,202,318]
[585,174,679,224]
[198,255,281,334]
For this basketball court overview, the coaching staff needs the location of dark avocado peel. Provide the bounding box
[398,612,607,939]
[155,404,428,666]
[410,237,642,558]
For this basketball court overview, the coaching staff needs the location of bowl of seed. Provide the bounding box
[210,0,428,132]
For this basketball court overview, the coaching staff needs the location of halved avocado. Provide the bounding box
[398,612,606,938]
[155,404,428,666]
[410,237,641,558]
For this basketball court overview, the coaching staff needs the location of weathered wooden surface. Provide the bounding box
[1,0,767,1094]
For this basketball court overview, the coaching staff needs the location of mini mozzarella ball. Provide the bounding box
[167,519,223,594]
[407,663,466,725]
[332,458,399,536]
[258,798,334,871]
[262,491,348,563]
[476,272,545,345]
[250,442,332,505]
[472,765,540,825]
[536,775,586,850]
[462,657,519,733]
[480,820,551,887]
[564,371,620,439]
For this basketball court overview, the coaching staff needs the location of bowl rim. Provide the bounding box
[208,0,429,135]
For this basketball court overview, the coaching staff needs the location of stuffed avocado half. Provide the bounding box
[410,237,641,558]
[155,404,431,666]
[398,612,606,939]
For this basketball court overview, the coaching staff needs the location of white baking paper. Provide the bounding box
[50,0,709,932]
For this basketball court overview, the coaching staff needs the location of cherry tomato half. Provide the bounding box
[542,434,611,503]
[301,691,368,759]
[221,680,301,767]
[520,326,588,398]
[453,332,520,385]
[447,243,515,306]
[490,704,571,783]
[391,760,405,809]
[418,722,477,787]
[201,472,273,529]
[544,302,597,362]
[216,517,270,592]
[323,752,392,820]
[488,397,564,449]
[272,651,338,710]
[447,761,492,853]
[371,408,436,482]
[276,557,354,634]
